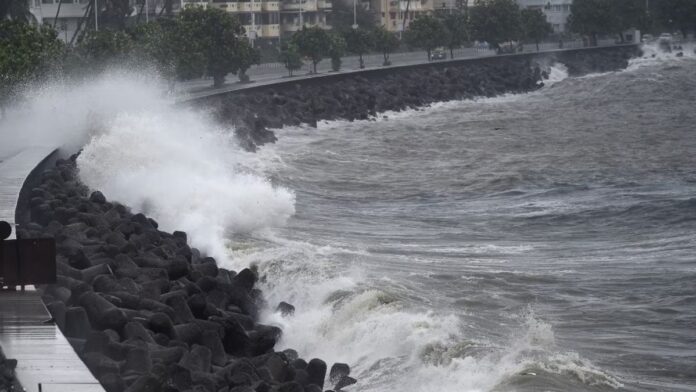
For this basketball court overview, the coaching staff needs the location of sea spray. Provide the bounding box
[0,71,295,266]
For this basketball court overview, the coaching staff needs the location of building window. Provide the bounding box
[42,0,52,4]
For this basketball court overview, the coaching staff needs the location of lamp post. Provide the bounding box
[352,0,357,29]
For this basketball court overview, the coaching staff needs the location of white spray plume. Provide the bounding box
[1,71,295,266]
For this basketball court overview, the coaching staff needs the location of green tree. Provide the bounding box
[373,25,400,66]
[278,42,303,76]
[0,21,64,107]
[520,8,552,51]
[404,15,449,60]
[131,20,206,87]
[441,11,469,59]
[328,32,346,72]
[343,28,374,68]
[179,6,253,87]
[0,0,32,22]
[99,0,132,30]
[568,0,614,46]
[236,41,260,82]
[76,29,134,71]
[610,0,644,42]
[469,0,521,48]
[292,26,331,74]
[655,0,696,38]
[329,0,377,33]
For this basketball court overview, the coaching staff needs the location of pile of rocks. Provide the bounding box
[19,155,355,392]
[191,46,640,150]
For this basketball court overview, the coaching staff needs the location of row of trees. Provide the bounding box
[400,0,553,60]
[278,25,400,76]
[277,0,552,76]
[1,5,261,103]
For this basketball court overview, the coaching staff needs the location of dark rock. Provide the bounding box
[277,381,303,392]
[64,306,92,338]
[291,359,307,370]
[123,374,160,392]
[335,376,357,390]
[275,302,295,317]
[89,191,106,204]
[306,358,326,389]
[79,291,128,330]
[329,363,350,385]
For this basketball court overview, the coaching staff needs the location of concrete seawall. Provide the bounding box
[183,45,641,150]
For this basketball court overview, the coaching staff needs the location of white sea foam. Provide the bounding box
[626,42,696,72]
[542,63,570,87]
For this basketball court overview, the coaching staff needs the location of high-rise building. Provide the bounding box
[27,0,331,44]
[516,0,572,33]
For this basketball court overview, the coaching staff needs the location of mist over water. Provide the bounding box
[3,45,695,391]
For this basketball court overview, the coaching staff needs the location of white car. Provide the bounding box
[641,34,654,43]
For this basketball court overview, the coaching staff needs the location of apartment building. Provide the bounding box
[367,0,434,33]
[29,0,90,43]
[202,0,331,42]
[516,0,572,33]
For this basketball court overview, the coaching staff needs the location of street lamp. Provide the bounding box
[352,0,358,29]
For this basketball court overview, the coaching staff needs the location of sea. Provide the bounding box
[4,44,694,392]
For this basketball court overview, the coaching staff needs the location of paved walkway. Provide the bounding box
[0,147,57,239]
[0,291,102,392]
[1,147,103,392]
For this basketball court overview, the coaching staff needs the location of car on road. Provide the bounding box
[641,34,654,43]
[430,47,447,61]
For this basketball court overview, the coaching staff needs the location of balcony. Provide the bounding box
[32,2,88,18]
[281,0,317,12]
[388,0,427,11]
[262,1,279,11]
[213,2,239,11]
[182,0,209,8]
[261,23,280,37]
[239,1,262,11]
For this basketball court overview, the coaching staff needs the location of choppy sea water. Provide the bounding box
[239,46,696,392]
[9,44,692,392]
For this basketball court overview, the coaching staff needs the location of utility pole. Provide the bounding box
[94,0,98,31]
[146,0,149,22]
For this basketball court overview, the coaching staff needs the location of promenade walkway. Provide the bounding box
[0,147,104,392]
[177,38,620,101]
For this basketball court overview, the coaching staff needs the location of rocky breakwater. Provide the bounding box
[18,155,355,392]
[192,45,640,150]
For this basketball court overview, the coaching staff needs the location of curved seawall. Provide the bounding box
[183,45,641,149]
